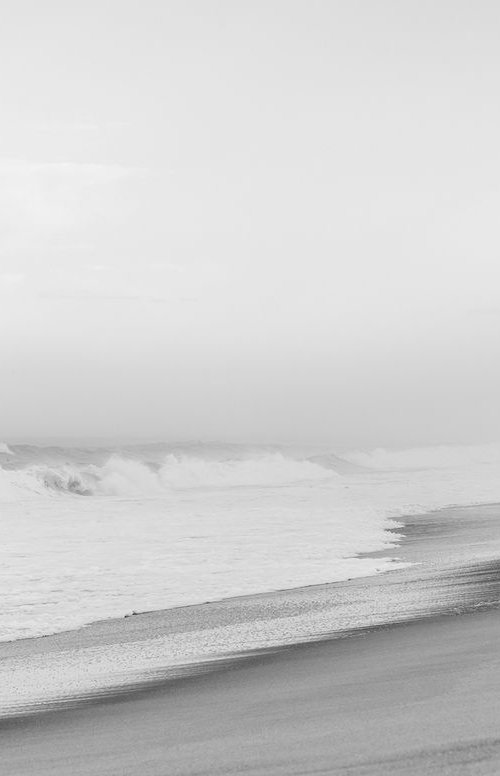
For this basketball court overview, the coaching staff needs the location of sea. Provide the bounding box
[1,440,500,644]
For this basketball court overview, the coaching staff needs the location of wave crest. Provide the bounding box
[0,452,336,500]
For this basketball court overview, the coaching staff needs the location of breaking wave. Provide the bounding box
[4,440,498,501]
[0,446,340,500]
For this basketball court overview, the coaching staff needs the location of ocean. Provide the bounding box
[1,441,500,644]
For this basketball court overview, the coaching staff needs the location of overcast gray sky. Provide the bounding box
[1,0,499,445]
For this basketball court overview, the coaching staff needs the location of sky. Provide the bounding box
[1,0,500,446]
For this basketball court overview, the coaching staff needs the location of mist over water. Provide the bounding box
[1,5,500,448]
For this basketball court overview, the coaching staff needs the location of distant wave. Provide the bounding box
[344,443,500,470]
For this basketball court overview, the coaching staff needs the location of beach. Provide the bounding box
[1,503,500,774]
[3,0,500,769]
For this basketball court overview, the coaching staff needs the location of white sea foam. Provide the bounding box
[0,442,499,643]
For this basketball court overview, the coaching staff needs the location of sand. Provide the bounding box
[1,608,500,775]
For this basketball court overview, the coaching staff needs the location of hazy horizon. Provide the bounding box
[1,1,500,446]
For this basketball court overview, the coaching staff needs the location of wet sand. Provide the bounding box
[2,504,500,774]
[2,607,500,775]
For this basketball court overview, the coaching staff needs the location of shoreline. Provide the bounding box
[0,498,484,650]
[3,497,495,651]
[1,503,500,720]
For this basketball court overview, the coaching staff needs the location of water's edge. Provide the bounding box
[1,503,499,720]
